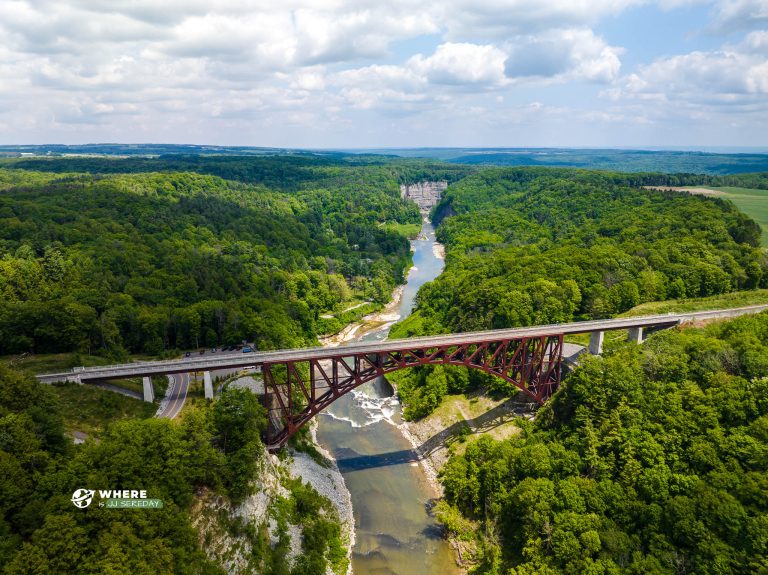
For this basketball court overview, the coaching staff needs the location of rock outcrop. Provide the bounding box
[400,181,448,212]
[192,377,353,575]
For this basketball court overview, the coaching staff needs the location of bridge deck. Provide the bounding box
[36,304,768,383]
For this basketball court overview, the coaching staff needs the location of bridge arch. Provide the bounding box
[262,334,563,451]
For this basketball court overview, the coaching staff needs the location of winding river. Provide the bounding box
[316,219,460,575]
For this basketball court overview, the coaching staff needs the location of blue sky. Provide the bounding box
[0,0,765,148]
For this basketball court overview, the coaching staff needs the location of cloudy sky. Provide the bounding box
[0,0,766,148]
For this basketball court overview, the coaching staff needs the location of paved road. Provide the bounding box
[37,304,768,383]
[157,372,190,419]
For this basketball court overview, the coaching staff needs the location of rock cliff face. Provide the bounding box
[400,181,448,212]
[192,377,353,575]
[192,445,352,575]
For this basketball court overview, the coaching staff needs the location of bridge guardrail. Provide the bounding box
[36,304,768,383]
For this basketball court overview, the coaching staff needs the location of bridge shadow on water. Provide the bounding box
[335,395,536,473]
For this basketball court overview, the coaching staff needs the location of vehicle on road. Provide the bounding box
[184,352,191,358]
[242,347,252,353]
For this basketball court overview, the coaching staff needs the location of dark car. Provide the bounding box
[184,352,191,358]
[210,347,217,353]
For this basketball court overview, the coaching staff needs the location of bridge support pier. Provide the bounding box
[203,371,213,400]
[142,376,155,402]
[589,331,604,355]
[627,327,644,344]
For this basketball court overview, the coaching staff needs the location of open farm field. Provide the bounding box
[713,187,768,247]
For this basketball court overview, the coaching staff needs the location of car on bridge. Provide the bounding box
[242,346,252,353]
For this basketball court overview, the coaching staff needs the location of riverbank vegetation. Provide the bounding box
[436,311,768,574]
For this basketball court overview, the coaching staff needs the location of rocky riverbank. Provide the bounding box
[318,285,405,348]
[288,428,355,575]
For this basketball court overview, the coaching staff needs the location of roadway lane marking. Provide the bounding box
[164,373,189,420]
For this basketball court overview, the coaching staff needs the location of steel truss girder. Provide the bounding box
[262,334,563,451]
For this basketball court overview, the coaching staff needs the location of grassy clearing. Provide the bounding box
[2,352,170,398]
[439,394,524,461]
[1,352,114,375]
[104,375,169,397]
[712,186,768,247]
[562,289,768,346]
[405,389,523,471]
[619,288,768,317]
[1,352,161,375]
[381,221,422,238]
[49,382,156,436]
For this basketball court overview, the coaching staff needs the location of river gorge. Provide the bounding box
[316,216,461,575]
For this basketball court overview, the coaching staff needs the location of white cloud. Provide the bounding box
[604,26,768,135]
[504,28,623,82]
[742,30,768,52]
[409,42,508,85]
[332,64,428,110]
[710,0,768,33]
[0,0,764,146]
[438,0,644,39]
[617,46,768,100]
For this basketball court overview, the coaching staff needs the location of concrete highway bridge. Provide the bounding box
[37,304,768,450]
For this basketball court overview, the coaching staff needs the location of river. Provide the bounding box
[316,218,460,575]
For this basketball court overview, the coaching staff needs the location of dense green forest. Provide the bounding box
[443,150,768,176]
[390,167,768,418]
[0,368,345,574]
[367,147,768,176]
[0,156,459,574]
[0,158,469,357]
[436,311,768,574]
[404,168,766,335]
[0,154,471,192]
[3,145,768,176]
[2,154,768,574]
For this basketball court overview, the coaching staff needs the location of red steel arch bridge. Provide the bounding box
[37,305,768,451]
